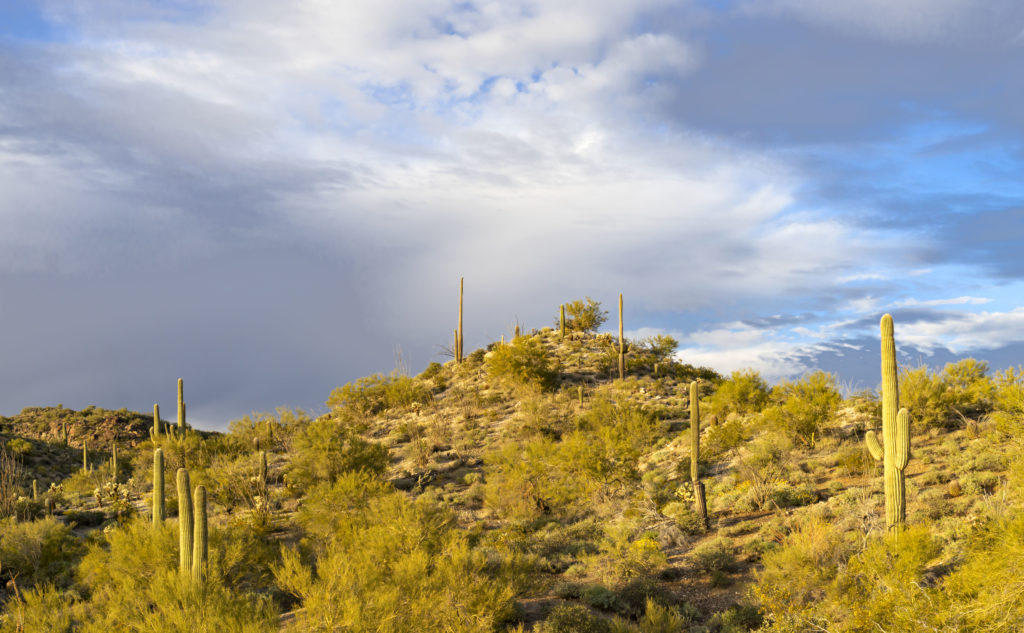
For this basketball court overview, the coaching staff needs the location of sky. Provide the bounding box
[1,1,1023,429]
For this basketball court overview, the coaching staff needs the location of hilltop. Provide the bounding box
[0,313,1021,632]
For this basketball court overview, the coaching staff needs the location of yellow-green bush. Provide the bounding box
[486,336,557,391]
[709,369,770,419]
[279,471,520,633]
[284,417,388,493]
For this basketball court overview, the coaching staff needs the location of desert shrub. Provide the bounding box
[419,361,444,381]
[227,407,310,454]
[279,472,520,633]
[486,336,557,391]
[564,399,661,485]
[284,417,388,493]
[762,371,841,448]
[709,369,770,418]
[75,519,277,632]
[484,439,592,523]
[585,522,667,585]
[990,366,1024,443]
[0,517,82,589]
[835,445,872,477]
[733,436,791,510]
[899,365,958,431]
[703,417,749,462]
[941,358,995,419]
[660,501,706,536]
[690,538,739,574]
[326,372,432,424]
[0,584,74,633]
[559,297,608,333]
[7,437,32,457]
[537,603,611,633]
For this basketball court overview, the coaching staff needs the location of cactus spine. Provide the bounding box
[560,304,566,339]
[153,448,165,525]
[865,314,911,536]
[618,294,625,380]
[177,468,194,578]
[456,277,464,363]
[151,403,161,441]
[192,485,208,583]
[690,381,709,529]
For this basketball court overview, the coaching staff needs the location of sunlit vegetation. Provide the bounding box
[0,301,1021,632]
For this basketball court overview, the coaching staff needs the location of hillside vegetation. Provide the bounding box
[0,301,1022,632]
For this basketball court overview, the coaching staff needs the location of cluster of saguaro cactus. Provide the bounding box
[690,381,709,529]
[865,314,912,536]
[176,468,208,582]
[153,448,165,525]
[618,294,626,380]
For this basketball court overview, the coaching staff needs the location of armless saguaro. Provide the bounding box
[618,294,625,380]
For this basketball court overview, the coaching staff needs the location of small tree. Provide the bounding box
[559,297,607,333]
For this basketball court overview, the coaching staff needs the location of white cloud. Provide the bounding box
[896,296,992,308]
[898,308,1024,354]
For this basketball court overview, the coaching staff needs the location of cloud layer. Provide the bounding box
[1,1,1022,427]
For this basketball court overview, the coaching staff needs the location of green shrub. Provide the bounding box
[559,297,608,333]
[690,538,738,574]
[538,603,611,633]
[900,365,958,431]
[284,417,388,492]
[279,472,520,633]
[326,372,432,424]
[0,584,74,633]
[0,518,82,590]
[7,437,32,456]
[486,336,557,391]
[762,371,841,448]
[709,369,770,418]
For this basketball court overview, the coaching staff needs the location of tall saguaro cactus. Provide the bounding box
[152,403,161,441]
[560,304,566,339]
[177,378,186,433]
[865,314,912,535]
[690,381,709,529]
[153,449,165,525]
[111,443,118,483]
[618,293,625,380]
[177,468,194,578]
[82,443,88,472]
[192,485,208,583]
[456,277,464,363]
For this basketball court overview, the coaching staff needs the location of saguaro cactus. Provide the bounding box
[690,381,709,529]
[865,313,911,535]
[192,485,208,583]
[177,468,194,577]
[111,443,118,483]
[177,378,186,432]
[151,403,161,440]
[83,443,88,472]
[618,294,625,380]
[560,304,566,339]
[457,277,464,363]
[32,479,37,501]
[153,449,165,525]
[258,450,268,489]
